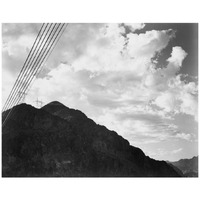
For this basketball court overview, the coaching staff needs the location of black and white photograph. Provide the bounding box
[2,23,198,177]
[0,1,200,199]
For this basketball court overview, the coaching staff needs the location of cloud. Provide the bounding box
[69,24,175,76]
[2,24,42,76]
[2,69,16,105]
[171,148,183,154]
[124,23,146,32]
[126,29,175,60]
[180,92,198,121]
[23,24,197,146]
[154,92,179,112]
[141,46,198,121]
[3,35,35,58]
[2,23,41,40]
[152,75,198,121]
[167,46,188,67]
[94,104,194,146]
[150,147,183,158]
[2,24,198,160]
[175,133,192,141]
[2,35,36,76]
[143,47,187,91]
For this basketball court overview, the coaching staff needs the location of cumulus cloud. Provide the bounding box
[2,23,198,161]
[24,24,197,143]
[152,75,198,121]
[141,45,198,121]
[180,93,198,121]
[154,92,179,113]
[167,46,188,67]
[124,23,146,32]
[69,24,175,76]
[126,29,175,59]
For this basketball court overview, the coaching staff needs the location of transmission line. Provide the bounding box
[2,23,46,112]
[2,23,67,127]
[3,23,55,112]
[3,23,53,112]
[2,23,62,126]
[2,23,61,124]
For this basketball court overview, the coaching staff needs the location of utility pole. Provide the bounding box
[35,98,43,108]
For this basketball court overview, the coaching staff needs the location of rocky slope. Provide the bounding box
[169,156,198,177]
[2,101,181,177]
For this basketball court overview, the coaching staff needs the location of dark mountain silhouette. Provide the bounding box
[166,162,184,177]
[169,156,198,177]
[2,101,182,177]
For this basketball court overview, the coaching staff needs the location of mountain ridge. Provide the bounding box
[2,101,182,177]
[169,156,198,177]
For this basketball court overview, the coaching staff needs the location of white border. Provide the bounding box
[0,1,199,200]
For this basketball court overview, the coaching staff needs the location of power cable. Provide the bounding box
[2,23,67,127]
[2,23,46,112]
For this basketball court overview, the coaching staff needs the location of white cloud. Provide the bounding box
[167,46,188,67]
[183,82,198,94]
[147,147,183,160]
[171,148,183,154]
[124,23,145,32]
[180,93,198,121]
[151,147,183,158]
[153,76,198,121]
[126,29,175,59]
[23,24,197,146]
[70,25,175,77]
[141,46,198,121]
[175,133,192,141]
[2,69,16,106]
[143,47,187,91]
[2,24,198,161]
[154,92,179,113]
[3,35,35,58]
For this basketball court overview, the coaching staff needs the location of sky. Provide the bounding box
[2,23,198,161]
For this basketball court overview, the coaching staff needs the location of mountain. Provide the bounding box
[2,101,182,177]
[166,162,184,177]
[169,156,198,177]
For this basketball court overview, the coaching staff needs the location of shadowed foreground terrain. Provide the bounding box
[2,101,182,177]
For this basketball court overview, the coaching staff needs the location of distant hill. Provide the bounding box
[169,156,198,177]
[2,101,182,177]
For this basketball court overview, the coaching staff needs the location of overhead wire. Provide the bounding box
[3,23,53,112]
[2,23,46,112]
[2,23,58,125]
[2,23,67,127]
[25,23,68,100]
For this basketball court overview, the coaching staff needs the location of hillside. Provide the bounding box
[170,156,198,177]
[2,101,181,177]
